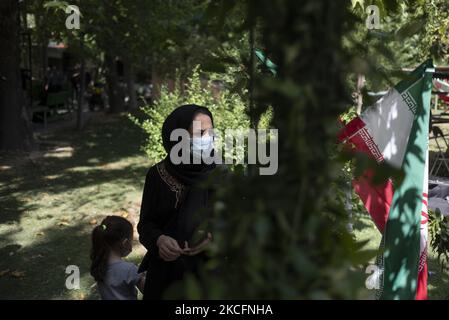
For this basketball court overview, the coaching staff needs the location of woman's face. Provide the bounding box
[189,113,213,137]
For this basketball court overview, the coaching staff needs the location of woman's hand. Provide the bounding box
[182,232,213,256]
[156,235,183,261]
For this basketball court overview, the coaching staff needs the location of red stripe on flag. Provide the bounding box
[416,255,428,300]
[353,171,393,233]
[421,212,429,224]
[438,93,449,105]
[338,117,392,232]
[337,116,366,142]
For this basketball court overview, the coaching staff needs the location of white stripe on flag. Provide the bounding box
[360,88,415,168]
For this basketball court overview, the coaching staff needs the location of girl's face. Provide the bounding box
[120,237,133,257]
[189,113,213,137]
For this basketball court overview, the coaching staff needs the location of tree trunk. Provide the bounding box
[124,60,137,110]
[41,41,48,78]
[77,39,86,130]
[105,53,123,113]
[151,56,161,101]
[0,0,32,151]
[356,73,365,115]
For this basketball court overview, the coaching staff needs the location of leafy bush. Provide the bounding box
[429,209,449,271]
[129,66,271,164]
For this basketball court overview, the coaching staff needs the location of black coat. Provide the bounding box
[137,160,215,299]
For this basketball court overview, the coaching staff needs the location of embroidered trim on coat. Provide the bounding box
[156,161,186,208]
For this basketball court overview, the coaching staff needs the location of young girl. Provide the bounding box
[90,215,145,300]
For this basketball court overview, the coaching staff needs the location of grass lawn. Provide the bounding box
[0,112,150,299]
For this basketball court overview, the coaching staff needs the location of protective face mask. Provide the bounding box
[191,134,214,160]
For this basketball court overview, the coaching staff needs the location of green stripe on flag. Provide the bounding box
[395,59,432,94]
[254,49,277,75]
[380,59,433,300]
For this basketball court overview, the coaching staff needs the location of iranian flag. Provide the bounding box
[338,60,434,299]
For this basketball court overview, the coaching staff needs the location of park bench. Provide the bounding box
[31,90,73,128]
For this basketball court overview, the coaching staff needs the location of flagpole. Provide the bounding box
[403,67,449,78]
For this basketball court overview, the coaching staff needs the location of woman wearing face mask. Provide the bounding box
[137,104,217,300]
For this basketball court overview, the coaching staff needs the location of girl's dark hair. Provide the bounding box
[90,215,133,282]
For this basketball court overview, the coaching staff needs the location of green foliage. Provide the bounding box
[340,106,358,124]
[170,0,377,300]
[129,85,181,162]
[420,0,449,63]
[429,209,449,271]
[43,1,69,10]
[129,66,270,163]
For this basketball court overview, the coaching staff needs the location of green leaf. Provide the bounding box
[43,0,69,10]
[395,18,426,40]
[351,0,365,10]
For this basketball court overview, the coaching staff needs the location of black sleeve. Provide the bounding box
[137,167,163,253]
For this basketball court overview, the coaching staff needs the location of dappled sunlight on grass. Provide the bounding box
[0,113,150,299]
[43,147,74,159]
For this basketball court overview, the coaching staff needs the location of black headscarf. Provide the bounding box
[162,104,216,186]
